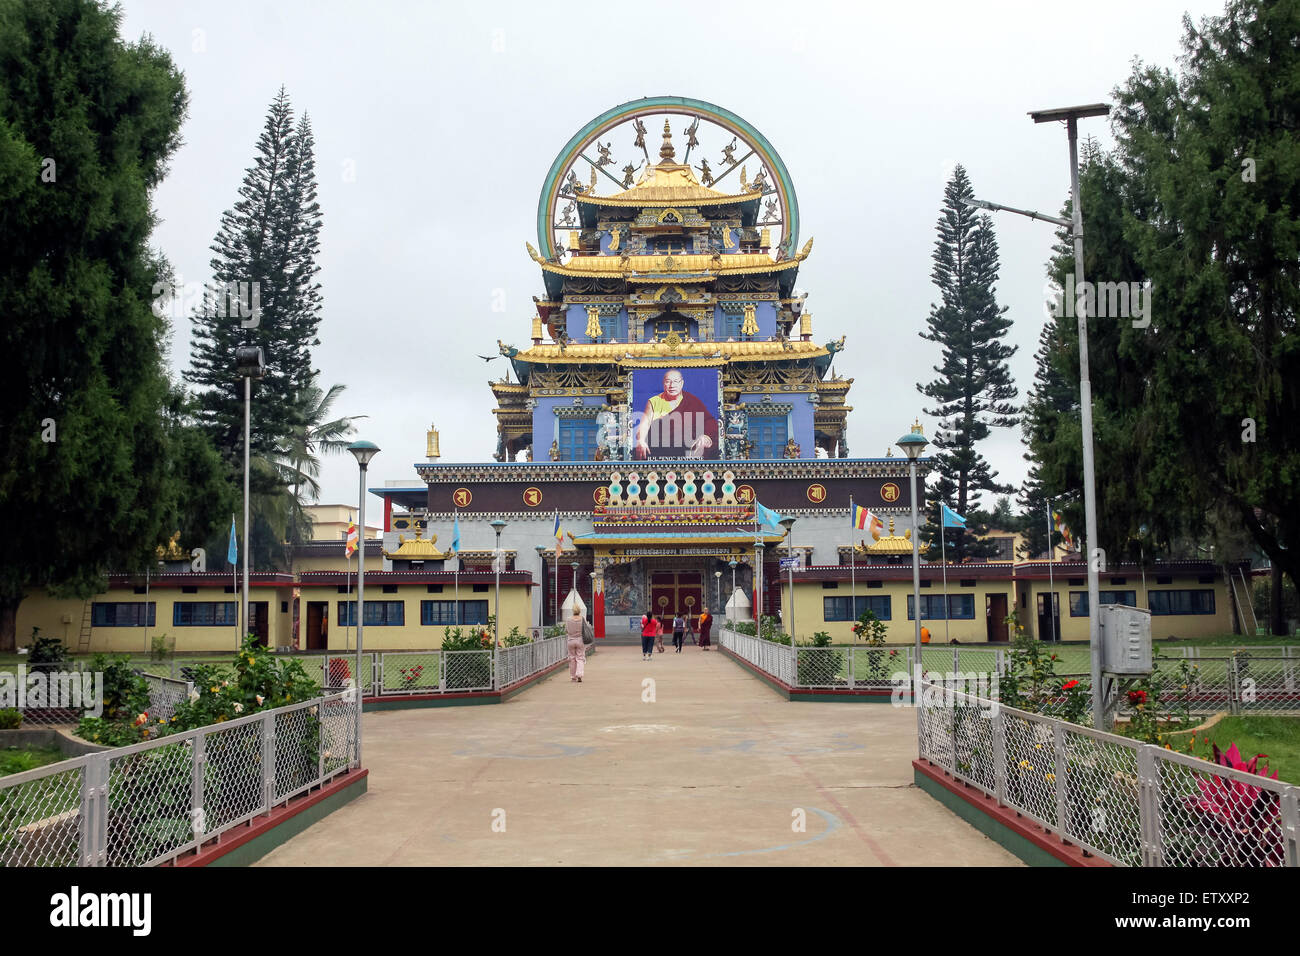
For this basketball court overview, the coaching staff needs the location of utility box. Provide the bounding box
[1100,604,1152,674]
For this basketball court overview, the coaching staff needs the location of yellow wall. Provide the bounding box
[790,571,1236,644]
[17,586,292,654]
[293,554,384,573]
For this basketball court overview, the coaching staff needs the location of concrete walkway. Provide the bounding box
[257,645,1020,866]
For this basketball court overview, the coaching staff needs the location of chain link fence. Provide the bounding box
[916,681,1300,867]
[0,691,357,867]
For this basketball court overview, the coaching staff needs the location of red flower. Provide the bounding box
[1127,689,1148,705]
[1062,679,1080,691]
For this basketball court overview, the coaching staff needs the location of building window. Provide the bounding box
[1149,590,1216,616]
[382,584,398,594]
[427,584,444,594]
[337,601,405,626]
[720,311,744,339]
[823,595,891,622]
[181,586,198,594]
[959,579,976,588]
[822,582,838,590]
[173,602,238,626]
[907,595,975,620]
[1068,590,1138,617]
[420,600,490,625]
[557,417,599,460]
[472,584,489,593]
[747,415,787,460]
[91,602,156,627]
[867,580,882,589]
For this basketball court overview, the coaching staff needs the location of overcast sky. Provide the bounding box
[119,0,1226,516]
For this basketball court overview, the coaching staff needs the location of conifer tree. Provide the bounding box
[917,166,1019,561]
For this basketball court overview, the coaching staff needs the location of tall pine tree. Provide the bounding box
[186,90,324,569]
[917,166,1019,561]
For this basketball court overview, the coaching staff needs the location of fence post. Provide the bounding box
[847,647,855,690]
[1137,745,1162,867]
[1228,655,1241,716]
[261,712,276,816]
[995,648,1005,677]
[1282,786,1299,869]
[79,753,107,867]
[1285,647,1296,695]
[952,647,960,678]
[190,729,207,844]
[992,705,1006,806]
[317,698,326,784]
[1053,722,1068,834]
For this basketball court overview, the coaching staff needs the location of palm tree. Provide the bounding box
[279,379,367,545]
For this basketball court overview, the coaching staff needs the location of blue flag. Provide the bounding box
[452,513,461,554]
[227,516,238,565]
[755,500,785,531]
[941,504,967,528]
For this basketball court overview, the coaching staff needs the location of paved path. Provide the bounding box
[258,645,1020,866]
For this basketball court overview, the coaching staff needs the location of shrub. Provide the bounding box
[503,626,532,647]
[0,709,21,730]
[732,621,757,636]
[796,631,844,685]
[149,634,174,662]
[441,627,494,689]
[26,629,69,673]
[165,637,320,732]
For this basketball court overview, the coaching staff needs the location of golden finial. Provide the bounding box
[426,424,440,461]
[911,418,925,436]
[659,119,676,163]
[799,311,812,337]
[531,315,543,341]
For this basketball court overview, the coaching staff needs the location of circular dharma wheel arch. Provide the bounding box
[536,95,800,263]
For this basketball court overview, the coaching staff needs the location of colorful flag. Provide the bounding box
[451,513,461,555]
[345,520,358,559]
[226,516,238,566]
[553,510,564,558]
[1052,511,1075,549]
[852,503,885,539]
[755,500,784,531]
[941,504,967,528]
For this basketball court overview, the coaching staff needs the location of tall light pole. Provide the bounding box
[714,570,722,616]
[728,559,738,629]
[491,520,507,675]
[779,516,797,642]
[234,346,264,647]
[897,422,928,691]
[534,545,546,628]
[966,101,1110,729]
[754,535,765,629]
[347,439,379,767]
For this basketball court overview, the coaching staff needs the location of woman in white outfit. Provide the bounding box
[565,606,590,682]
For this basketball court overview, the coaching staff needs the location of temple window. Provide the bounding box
[557,416,599,460]
[748,415,788,459]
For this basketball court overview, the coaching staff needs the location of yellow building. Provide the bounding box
[780,559,1241,644]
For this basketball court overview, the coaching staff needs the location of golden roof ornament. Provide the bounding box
[585,306,602,338]
[155,531,186,560]
[799,311,812,337]
[741,303,759,337]
[426,424,440,462]
[659,119,676,164]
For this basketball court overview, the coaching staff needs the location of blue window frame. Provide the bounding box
[558,418,599,460]
[91,602,156,627]
[173,602,237,626]
[907,594,975,620]
[823,595,892,622]
[720,311,744,339]
[421,600,490,625]
[1149,589,1215,616]
[337,600,405,626]
[1068,590,1137,617]
[748,415,787,459]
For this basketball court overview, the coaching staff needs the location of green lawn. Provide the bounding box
[0,746,66,778]
[1167,716,1300,786]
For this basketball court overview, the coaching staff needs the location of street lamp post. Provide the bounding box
[728,559,738,630]
[534,545,546,629]
[714,570,722,616]
[347,440,379,768]
[897,422,929,697]
[234,346,264,647]
[778,517,797,643]
[754,536,765,628]
[966,101,1110,729]
[571,561,580,618]
[491,519,507,686]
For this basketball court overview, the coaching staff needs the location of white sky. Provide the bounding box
[119,0,1226,511]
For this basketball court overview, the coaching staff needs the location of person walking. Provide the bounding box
[640,608,657,661]
[698,608,712,650]
[685,613,696,645]
[565,605,589,682]
[672,612,685,653]
[654,615,666,653]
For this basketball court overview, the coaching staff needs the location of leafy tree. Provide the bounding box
[917,165,1019,561]
[279,379,365,546]
[0,0,225,649]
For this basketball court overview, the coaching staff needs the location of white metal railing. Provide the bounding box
[0,691,357,867]
[915,681,1300,867]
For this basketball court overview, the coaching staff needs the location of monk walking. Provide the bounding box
[698,609,712,650]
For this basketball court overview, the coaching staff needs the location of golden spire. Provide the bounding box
[911,418,925,436]
[426,424,440,462]
[659,119,676,164]
[799,311,812,338]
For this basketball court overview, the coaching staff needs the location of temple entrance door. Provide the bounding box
[650,571,703,631]
[306,602,328,650]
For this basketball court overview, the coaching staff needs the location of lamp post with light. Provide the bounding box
[235,345,264,646]
[728,559,738,630]
[534,545,546,628]
[778,516,797,643]
[491,519,506,685]
[896,423,928,693]
[347,440,379,767]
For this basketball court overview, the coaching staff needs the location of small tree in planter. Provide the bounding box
[852,609,889,681]
[441,627,494,689]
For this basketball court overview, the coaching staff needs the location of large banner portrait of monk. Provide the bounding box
[630,368,721,460]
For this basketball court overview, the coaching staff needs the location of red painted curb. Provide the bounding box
[912,759,1110,867]
[169,769,369,867]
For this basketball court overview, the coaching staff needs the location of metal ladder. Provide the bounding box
[76,597,93,651]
